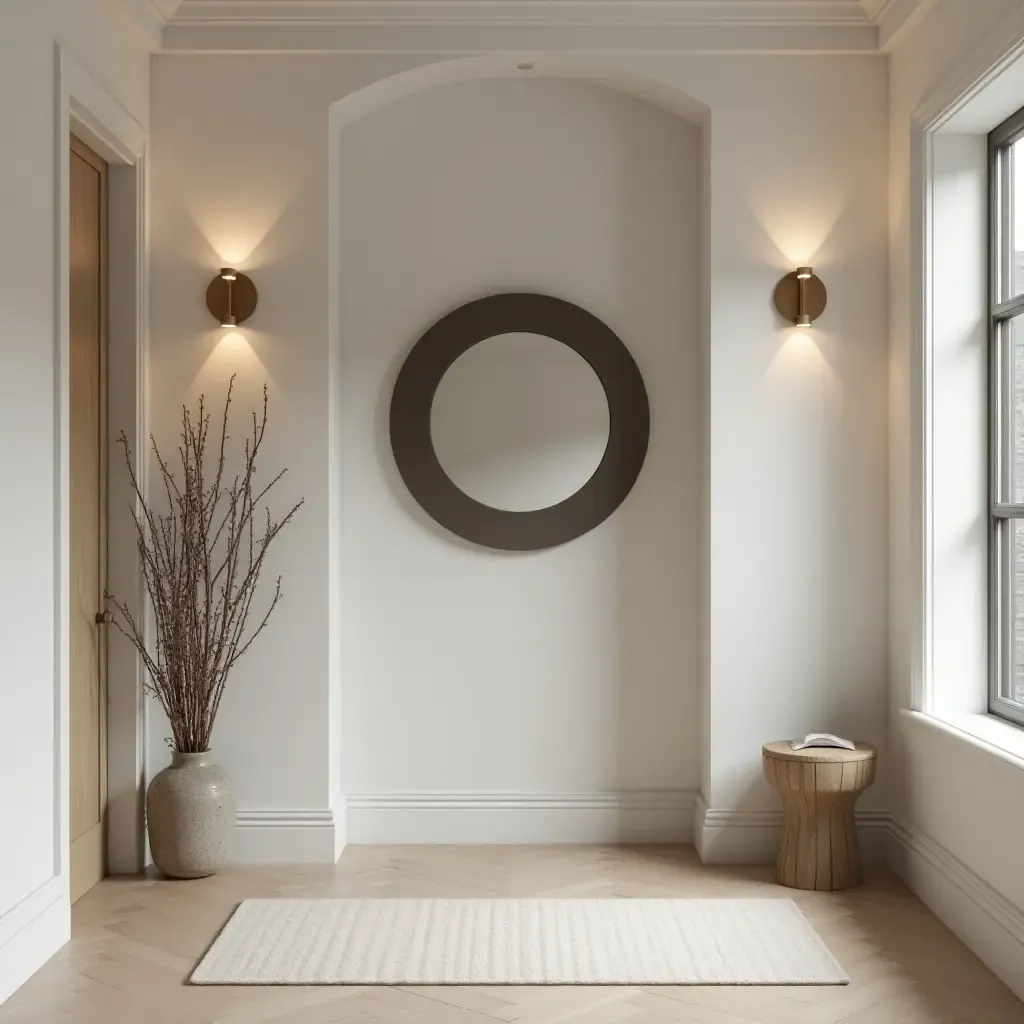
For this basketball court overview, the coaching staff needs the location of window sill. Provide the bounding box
[901,708,1024,770]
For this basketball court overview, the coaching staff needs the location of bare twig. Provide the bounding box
[106,378,303,752]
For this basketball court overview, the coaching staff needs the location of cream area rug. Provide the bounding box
[190,898,848,986]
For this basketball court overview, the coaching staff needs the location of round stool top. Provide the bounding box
[762,740,876,763]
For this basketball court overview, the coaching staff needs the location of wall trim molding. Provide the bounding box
[0,877,64,955]
[163,0,881,53]
[911,6,1024,131]
[346,791,697,844]
[872,0,936,51]
[699,806,891,829]
[171,1,872,26]
[234,798,347,863]
[237,808,337,827]
[148,0,184,21]
[0,879,68,1004]
[119,0,183,48]
[888,816,1024,999]
[350,791,697,809]
[160,0,947,53]
[889,817,1024,948]
[691,802,1024,998]
[693,796,890,864]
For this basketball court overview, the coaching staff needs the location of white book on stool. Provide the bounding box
[791,732,855,751]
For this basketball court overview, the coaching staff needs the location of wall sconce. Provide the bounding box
[206,267,258,328]
[773,266,827,328]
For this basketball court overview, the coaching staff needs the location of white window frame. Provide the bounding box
[990,104,1024,728]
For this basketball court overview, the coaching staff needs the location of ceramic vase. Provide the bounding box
[146,751,234,879]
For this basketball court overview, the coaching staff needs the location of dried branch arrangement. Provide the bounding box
[107,377,303,753]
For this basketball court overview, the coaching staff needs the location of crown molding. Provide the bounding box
[171,0,871,25]
[158,0,945,53]
[870,0,936,50]
[151,0,184,18]
[910,4,1024,129]
[116,0,182,48]
[163,1,880,53]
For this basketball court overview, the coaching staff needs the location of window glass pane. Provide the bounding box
[1011,519,1024,705]
[1013,138,1024,297]
[1009,316,1024,502]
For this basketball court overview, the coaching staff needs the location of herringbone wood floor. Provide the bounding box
[2,846,1020,1023]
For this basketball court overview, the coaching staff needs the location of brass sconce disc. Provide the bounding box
[773,271,827,326]
[206,271,258,326]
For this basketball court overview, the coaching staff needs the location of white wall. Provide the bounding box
[0,0,151,1003]
[146,61,342,861]
[888,0,1024,1000]
[702,57,889,828]
[335,79,702,839]
[150,52,889,852]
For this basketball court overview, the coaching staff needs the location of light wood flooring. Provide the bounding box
[2,846,1021,1023]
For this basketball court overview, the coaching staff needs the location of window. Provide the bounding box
[989,106,1024,726]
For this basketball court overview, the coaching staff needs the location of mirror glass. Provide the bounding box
[430,332,611,512]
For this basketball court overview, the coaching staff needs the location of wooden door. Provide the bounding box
[69,135,108,904]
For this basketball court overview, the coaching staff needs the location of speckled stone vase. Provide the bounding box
[146,751,235,879]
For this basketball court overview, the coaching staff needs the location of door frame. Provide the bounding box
[57,47,149,882]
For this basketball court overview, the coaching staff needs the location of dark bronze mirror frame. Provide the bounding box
[389,293,650,551]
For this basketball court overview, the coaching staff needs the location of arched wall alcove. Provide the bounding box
[326,53,709,129]
[144,42,888,862]
[327,56,710,842]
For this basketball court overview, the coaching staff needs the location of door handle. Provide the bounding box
[95,610,113,625]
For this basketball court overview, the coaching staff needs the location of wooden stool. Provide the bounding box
[762,741,877,891]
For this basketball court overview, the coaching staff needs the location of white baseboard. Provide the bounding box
[692,802,1024,1001]
[234,796,347,863]
[0,876,69,1005]
[332,793,348,861]
[693,796,890,865]
[346,791,697,844]
[888,817,1024,1002]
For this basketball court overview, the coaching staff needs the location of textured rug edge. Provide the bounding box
[189,901,248,986]
[785,901,850,985]
[191,978,850,987]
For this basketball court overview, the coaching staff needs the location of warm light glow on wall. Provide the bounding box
[746,188,846,268]
[208,233,264,268]
[765,328,837,393]
[184,170,307,270]
[196,329,276,392]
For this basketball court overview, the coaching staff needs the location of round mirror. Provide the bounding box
[390,293,650,551]
[429,333,610,512]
